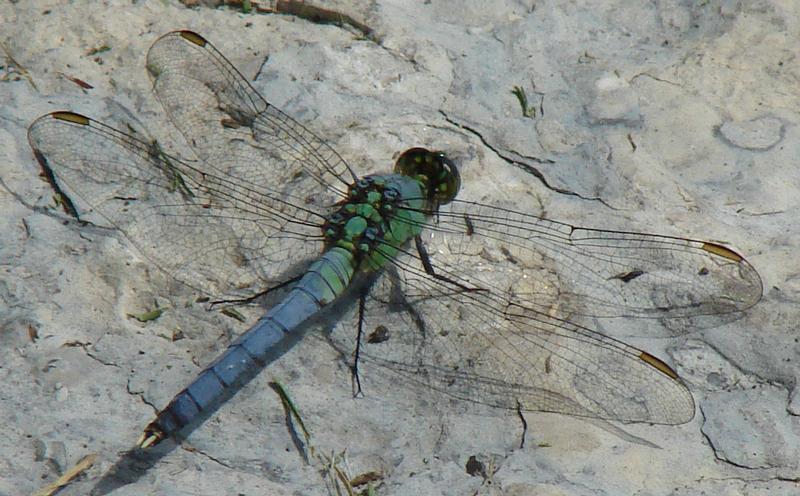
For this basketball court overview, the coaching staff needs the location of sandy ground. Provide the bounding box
[1,1,799,495]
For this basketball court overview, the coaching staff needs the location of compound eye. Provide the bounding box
[434,153,460,205]
[394,147,460,206]
[394,147,432,176]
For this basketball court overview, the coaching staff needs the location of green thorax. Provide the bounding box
[322,148,460,272]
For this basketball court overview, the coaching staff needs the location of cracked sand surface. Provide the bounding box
[1,1,799,495]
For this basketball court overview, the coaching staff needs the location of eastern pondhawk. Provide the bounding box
[27,31,762,449]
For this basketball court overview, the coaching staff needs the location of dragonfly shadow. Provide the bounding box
[658,310,751,336]
[88,444,173,496]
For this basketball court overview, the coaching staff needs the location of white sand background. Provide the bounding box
[1,1,799,495]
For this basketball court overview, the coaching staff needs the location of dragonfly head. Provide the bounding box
[394,147,460,207]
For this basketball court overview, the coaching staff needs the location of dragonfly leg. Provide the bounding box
[350,290,368,398]
[414,236,486,293]
[209,274,303,307]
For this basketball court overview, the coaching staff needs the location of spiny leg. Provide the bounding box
[209,274,303,307]
[351,290,368,397]
[414,235,486,294]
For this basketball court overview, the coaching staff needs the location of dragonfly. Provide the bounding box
[27,30,762,450]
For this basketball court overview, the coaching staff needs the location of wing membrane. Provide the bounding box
[28,111,327,297]
[332,242,695,424]
[429,200,762,322]
[145,30,356,209]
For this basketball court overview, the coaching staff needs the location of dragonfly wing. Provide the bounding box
[331,250,695,424]
[429,200,762,325]
[28,112,327,297]
[145,30,356,209]
[328,198,762,423]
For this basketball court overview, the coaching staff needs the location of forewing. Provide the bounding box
[28,112,327,297]
[430,200,762,324]
[145,30,356,209]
